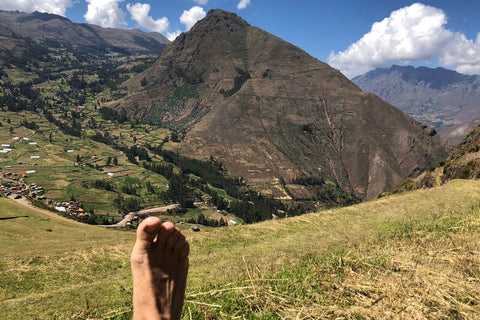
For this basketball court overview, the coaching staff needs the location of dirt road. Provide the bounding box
[8,194,194,228]
[100,204,180,228]
[7,195,82,224]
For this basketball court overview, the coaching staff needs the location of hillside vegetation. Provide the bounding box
[115,9,450,201]
[0,9,455,227]
[1,179,479,319]
[387,124,480,194]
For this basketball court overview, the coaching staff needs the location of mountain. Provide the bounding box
[385,123,480,195]
[442,124,480,182]
[352,65,480,143]
[0,10,168,58]
[0,9,306,224]
[109,9,450,200]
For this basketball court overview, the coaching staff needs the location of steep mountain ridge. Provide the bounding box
[353,65,480,143]
[109,9,450,200]
[0,10,169,56]
[385,123,480,195]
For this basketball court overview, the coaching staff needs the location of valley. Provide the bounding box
[353,65,480,143]
[0,8,479,320]
[0,10,305,226]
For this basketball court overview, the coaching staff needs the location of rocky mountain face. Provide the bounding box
[353,65,480,143]
[0,10,168,60]
[111,9,450,200]
[385,123,480,195]
[443,124,480,182]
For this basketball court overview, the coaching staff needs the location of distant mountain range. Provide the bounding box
[353,65,480,143]
[0,10,168,59]
[110,9,450,200]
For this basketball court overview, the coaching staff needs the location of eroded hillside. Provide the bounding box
[386,124,480,194]
[111,9,451,200]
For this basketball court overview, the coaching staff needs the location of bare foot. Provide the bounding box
[131,217,189,320]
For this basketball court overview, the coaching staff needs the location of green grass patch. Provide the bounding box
[209,185,238,201]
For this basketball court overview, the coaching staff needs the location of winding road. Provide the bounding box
[100,204,180,227]
[6,194,182,228]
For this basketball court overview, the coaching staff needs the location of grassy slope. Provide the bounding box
[0,197,134,319]
[0,179,479,319]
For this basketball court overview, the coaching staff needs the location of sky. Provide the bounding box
[0,0,479,78]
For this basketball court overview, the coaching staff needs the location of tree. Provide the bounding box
[146,181,154,194]
[106,156,112,166]
[113,156,118,166]
[127,152,137,164]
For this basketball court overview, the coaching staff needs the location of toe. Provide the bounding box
[136,216,162,244]
[173,237,189,260]
[165,230,181,252]
[156,221,176,248]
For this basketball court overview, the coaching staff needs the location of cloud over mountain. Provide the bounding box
[441,33,480,74]
[126,4,205,40]
[237,0,251,10]
[127,3,169,33]
[328,3,480,78]
[0,0,72,16]
[180,6,206,31]
[84,0,127,28]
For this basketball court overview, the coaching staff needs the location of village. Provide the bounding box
[0,134,118,223]
[1,133,250,229]
[0,169,91,220]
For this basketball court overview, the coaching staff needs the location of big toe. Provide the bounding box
[135,216,163,247]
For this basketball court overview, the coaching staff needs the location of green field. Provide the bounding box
[1,179,479,319]
[0,110,187,216]
[0,109,247,225]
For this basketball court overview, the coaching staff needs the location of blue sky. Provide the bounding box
[1,0,479,78]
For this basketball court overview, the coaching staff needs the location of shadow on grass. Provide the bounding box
[0,216,29,220]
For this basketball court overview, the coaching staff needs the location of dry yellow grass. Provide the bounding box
[186,180,480,286]
[0,179,479,319]
[184,180,480,319]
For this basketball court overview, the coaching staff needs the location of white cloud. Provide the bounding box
[193,0,208,5]
[440,32,480,74]
[126,2,182,41]
[84,0,127,28]
[327,3,480,78]
[179,6,206,31]
[456,64,480,74]
[237,0,251,10]
[0,0,73,16]
[166,30,181,41]
[126,3,169,33]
